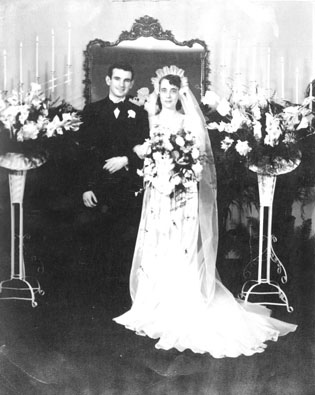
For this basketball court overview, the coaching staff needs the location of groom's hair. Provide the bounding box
[107,62,135,80]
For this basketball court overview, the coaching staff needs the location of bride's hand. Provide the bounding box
[133,142,150,159]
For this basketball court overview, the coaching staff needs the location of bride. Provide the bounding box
[113,65,297,358]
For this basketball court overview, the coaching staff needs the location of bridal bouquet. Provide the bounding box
[0,83,82,161]
[202,88,315,174]
[137,125,203,196]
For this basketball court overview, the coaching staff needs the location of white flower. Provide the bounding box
[62,113,73,122]
[265,113,282,146]
[175,135,185,147]
[264,135,273,146]
[297,116,309,130]
[45,115,61,137]
[218,121,229,132]
[230,109,246,132]
[253,121,262,139]
[30,96,42,109]
[0,98,6,111]
[152,151,162,161]
[207,122,220,130]
[136,87,150,105]
[191,162,203,178]
[137,168,144,177]
[221,136,234,151]
[235,140,252,156]
[216,98,231,116]
[201,90,220,107]
[128,109,136,118]
[191,147,200,160]
[251,103,261,120]
[17,121,39,141]
[7,91,19,106]
[283,133,296,145]
[163,137,174,151]
[171,174,182,186]
[18,107,30,125]
[30,82,41,93]
[184,131,193,141]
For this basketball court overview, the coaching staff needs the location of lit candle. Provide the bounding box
[19,42,23,85]
[295,67,299,103]
[3,49,7,91]
[51,29,55,92]
[251,45,256,91]
[266,47,271,95]
[67,22,71,66]
[51,29,55,73]
[236,34,241,76]
[35,36,39,81]
[235,34,241,92]
[312,4,315,87]
[280,56,285,98]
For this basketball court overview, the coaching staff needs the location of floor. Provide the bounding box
[0,188,314,394]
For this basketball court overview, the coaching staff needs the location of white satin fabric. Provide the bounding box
[114,112,297,359]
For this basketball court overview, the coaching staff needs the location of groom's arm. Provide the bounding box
[127,106,150,174]
[103,105,149,174]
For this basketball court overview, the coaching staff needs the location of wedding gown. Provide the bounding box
[114,113,297,358]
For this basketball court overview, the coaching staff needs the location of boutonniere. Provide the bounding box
[128,109,136,119]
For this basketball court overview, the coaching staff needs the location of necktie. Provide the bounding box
[110,100,124,118]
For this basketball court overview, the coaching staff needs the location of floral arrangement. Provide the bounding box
[137,124,203,196]
[0,83,82,161]
[129,87,150,107]
[201,88,315,174]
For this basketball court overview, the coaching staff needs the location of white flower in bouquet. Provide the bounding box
[163,136,174,151]
[171,174,182,186]
[235,140,252,156]
[139,125,203,196]
[184,131,193,141]
[221,136,234,151]
[175,135,185,147]
[191,147,200,160]
[191,162,203,179]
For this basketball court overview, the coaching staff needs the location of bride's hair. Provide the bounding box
[157,74,182,111]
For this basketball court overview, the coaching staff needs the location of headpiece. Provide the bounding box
[151,65,188,92]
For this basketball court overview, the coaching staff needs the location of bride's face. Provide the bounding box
[159,79,180,110]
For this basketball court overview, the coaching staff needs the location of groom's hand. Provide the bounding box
[103,156,128,173]
[83,191,98,208]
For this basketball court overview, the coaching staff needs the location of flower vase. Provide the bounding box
[240,160,300,312]
[0,152,46,307]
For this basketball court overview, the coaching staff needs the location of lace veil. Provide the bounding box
[130,65,219,304]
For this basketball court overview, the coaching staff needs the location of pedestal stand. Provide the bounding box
[0,153,46,307]
[240,161,299,313]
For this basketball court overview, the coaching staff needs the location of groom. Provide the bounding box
[76,62,149,278]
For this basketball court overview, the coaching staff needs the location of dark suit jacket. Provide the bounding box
[79,96,149,208]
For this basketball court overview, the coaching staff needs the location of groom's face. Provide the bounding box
[106,68,134,100]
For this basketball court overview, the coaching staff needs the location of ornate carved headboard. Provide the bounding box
[83,16,210,103]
